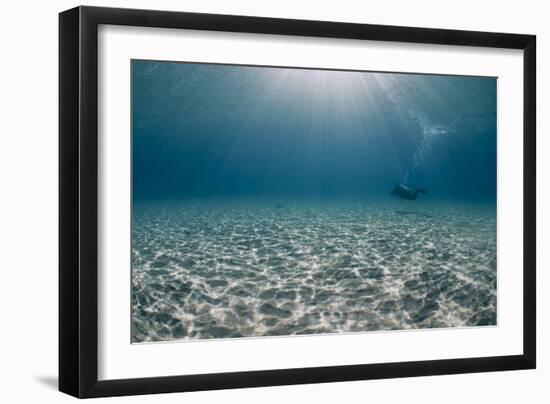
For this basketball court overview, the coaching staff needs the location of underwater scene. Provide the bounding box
[131,60,497,343]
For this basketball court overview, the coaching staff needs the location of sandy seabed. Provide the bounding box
[131,201,497,342]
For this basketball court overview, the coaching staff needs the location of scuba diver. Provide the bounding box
[391,184,428,201]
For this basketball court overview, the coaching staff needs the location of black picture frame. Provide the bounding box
[59,5,536,398]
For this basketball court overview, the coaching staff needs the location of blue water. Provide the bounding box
[131,60,497,342]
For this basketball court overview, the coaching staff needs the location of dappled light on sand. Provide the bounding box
[132,202,496,342]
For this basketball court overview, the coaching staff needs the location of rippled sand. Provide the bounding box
[131,201,496,342]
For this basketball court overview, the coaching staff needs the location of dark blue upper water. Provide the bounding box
[132,60,496,203]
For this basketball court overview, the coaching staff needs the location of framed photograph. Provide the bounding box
[59,6,536,398]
